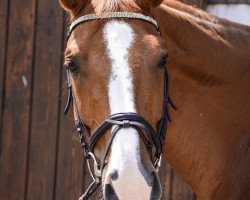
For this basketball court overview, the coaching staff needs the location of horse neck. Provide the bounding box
[155,0,250,77]
[154,1,250,199]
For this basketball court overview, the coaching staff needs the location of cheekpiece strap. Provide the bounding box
[67,12,160,40]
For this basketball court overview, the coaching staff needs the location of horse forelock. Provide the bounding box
[72,0,154,17]
[92,0,141,13]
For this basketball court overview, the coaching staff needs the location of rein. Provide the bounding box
[64,12,176,200]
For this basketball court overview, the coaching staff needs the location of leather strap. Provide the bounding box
[67,12,160,40]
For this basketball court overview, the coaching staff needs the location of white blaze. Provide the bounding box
[103,21,151,199]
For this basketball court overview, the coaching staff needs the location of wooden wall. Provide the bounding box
[178,0,207,8]
[177,0,250,9]
[0,1,197,199]
[208,0,250,4]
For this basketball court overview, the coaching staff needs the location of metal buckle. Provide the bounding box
[154,154,162,171]
[86,152,101,181]
[122,120,130,127]
[78,152,102,200]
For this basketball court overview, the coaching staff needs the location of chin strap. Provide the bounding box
[79,181,101,200]
[79,153,101,200]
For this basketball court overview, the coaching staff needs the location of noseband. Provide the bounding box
[64,12,176,200]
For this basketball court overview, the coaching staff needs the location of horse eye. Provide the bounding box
[158,54,168,69]
[64,60,77,72]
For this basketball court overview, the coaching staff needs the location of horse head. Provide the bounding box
[59,0,172,199]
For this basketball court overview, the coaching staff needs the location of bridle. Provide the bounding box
[64,12,176,200]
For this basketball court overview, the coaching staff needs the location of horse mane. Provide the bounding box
[162,0,216,22]
[161,0,250,33]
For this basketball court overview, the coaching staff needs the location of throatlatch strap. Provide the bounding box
[158,69,177,145]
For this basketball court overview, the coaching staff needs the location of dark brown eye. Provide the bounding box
[64,60,77,72]
[158,53,168,69]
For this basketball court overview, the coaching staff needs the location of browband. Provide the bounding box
[67,12,160,40]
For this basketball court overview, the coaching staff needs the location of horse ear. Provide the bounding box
[152,0,164,7]
[58,0,84,14]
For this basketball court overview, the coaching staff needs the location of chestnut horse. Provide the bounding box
[59,0,250,199]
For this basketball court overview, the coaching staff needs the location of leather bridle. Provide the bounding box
[64,12,176,200]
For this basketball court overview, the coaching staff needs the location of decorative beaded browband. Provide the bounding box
[67,12,160,39]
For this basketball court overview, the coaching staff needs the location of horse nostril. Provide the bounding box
[110,170,119,181]
[104,184,119,200]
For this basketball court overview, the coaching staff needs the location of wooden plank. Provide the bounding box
[0,0,8,155]
[207,0,250,4]
[207,0,227,4]
[0,0,36,199]
[83,160,94,192]
[171,171,196,200]
[26,1,63,199]
[55,12,84,198]
[55,111,84,200]
[179,0,206,8]
[159,161,196,200]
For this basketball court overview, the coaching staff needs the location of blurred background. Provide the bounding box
[0,0,249,199]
